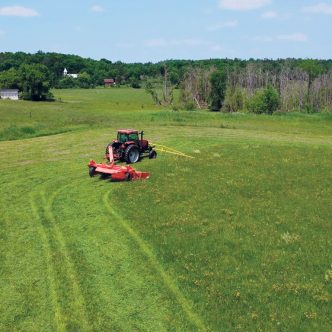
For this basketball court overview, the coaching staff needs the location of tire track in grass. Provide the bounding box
[2,174,64,330]
[103,191,206,332]
[42,187,91,330]
[51,179,156,331]
[30,191,66,332]
[30,178,91,331]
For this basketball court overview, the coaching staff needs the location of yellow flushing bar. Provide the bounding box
[152,143,195,159]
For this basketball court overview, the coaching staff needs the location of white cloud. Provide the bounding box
[277,33,308,42]
[117,42,136,48]
[208,20,239,31]
[210,44,224,52]
[144,38,190,47]
[144,38,203,47]
[262,11,291,20]
[219,0,271,11]
[144,38,167,47]
[302,2,332,14]
[252,33,308,43]
[143,38,224,52]
[91,5,105,13]
[261,10,277,18]
[252,35,274,42]
[0,6,38,17]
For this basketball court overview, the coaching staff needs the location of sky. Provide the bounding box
[0,0,331,62]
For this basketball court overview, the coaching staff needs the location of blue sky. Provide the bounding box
[0,1,331,62]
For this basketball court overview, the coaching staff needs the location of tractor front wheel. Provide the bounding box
[89,166,96,177]
[149,150,157,159]
[125,172,132,181]
[125,145,140,164]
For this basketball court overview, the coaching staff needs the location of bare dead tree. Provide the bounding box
[180,62,332,113]
[181,67,215,109]
[145,65,175,106]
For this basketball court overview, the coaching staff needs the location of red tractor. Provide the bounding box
[106,129,157,164]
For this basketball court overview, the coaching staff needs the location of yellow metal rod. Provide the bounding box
[152,143,195,159]
[153,143,188,154]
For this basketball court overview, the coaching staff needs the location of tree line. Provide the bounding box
[0,51,331,113]
[180,60,332,113]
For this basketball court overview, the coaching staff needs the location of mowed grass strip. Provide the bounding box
[0,88,331,330]
[0,164,199,330]
[103,192,206,331]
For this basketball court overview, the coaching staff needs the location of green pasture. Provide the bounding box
[0,88,331,331]
[1,88,331,141]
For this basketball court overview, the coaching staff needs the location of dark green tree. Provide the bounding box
[0,67,20,89]
[77,72,93,88]
[298,59,325,85]
[18,64,53,101]
[247,85,280,114]
[209,69,227,111]
[57,76,77,89]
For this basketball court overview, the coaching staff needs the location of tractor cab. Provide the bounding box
[117,129,139,144]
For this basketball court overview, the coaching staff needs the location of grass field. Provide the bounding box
[0,88,331,331]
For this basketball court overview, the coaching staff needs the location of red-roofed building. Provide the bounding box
[104,78,115,87]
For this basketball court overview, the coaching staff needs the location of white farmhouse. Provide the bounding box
[63,68,78,79]
[0,89,19,100]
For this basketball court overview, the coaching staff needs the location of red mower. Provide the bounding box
[88,145,150,181]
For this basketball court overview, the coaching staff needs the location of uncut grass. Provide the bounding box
[1,88,331,142]
[111,139,332,330]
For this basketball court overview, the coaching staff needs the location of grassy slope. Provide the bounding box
[1,88,331,141]
[0,88,331,331]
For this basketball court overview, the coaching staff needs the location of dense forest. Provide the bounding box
[0,51,332,113]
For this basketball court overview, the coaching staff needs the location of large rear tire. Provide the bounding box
[124,145,140,164]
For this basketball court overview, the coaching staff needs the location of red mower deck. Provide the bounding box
[88,146,150,181]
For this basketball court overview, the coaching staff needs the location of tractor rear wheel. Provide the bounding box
[89,166,96,177]
[149,150,157,159]
[125,145,140,164]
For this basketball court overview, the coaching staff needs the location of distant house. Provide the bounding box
[104,78,116,87]
[63,68,79,79]
[0,89,19,100]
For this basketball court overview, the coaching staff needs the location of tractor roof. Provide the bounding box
[118,129,138,134]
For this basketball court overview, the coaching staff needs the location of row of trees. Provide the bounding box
[0,64,53,101]
[0,51,331,112]
[224,63,332,113]
[1,51,331,88]
[180,62,332,113]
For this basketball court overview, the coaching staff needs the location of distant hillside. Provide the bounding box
[1,51,332,88]
[1,51,332,112]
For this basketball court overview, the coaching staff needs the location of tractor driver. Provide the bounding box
[119,133,128,143]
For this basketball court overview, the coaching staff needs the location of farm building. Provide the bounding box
[104,78,116,87]
[63,68,78,79]
[0,89,19,100]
